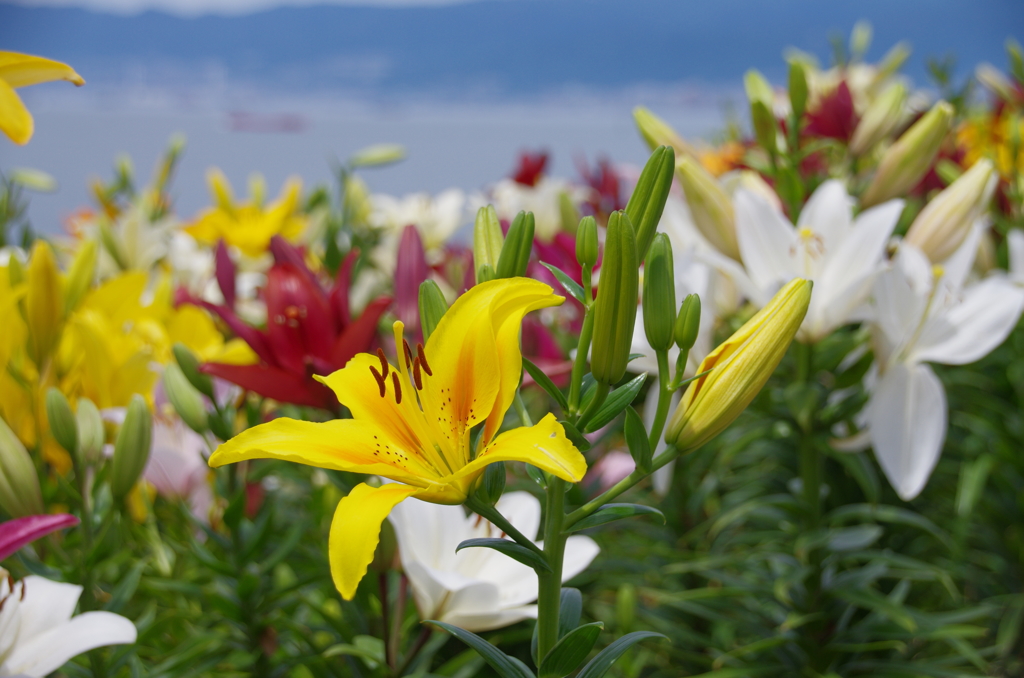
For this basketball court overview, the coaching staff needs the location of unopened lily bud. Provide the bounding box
[750,100,778,154]
[788,61,809,119]
[0,416,44,517]
[495,211,534,279]
[559,191,580,234]
[173,343,215,399]
[744,69,773,107]
[473,205,504,284]
[575,216,598,269]
[849,83,908,156]
[591,211,639,386]
[349,143,406,168]
[667,278,811,451]
[633,106,693,157]
[26,241,64,364]
[676,156,739,260]
[418,279,448,342]
[675,293,701,351]
[110,395,152,500]
[862,101,955,207]
[45,388,78,456]
[8,254,25,288]
[164,363,209,434]
[476,264,496,284]
[477,460,506,506]
[642,234,676,352]
[75,397,105,466]
[976,64,1016,103]
[904,158,997,263]
[63,238,97,315]
[625,145,675,261]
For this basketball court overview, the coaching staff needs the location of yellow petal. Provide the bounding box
[26,241,64,363]
[452,413,586,484]
[208,416,439,485]
[207,168,235,213]
[0,51,85,88]
[329,482,421,600]
[0,78,32,145]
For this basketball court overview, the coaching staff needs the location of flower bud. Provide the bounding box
[591,211,639,386]
[862,101,955,207]
[63,238,96,315]
[495,211,535,279]
[633,106,693,157]
[750,100,778,154]
[642,233,676,352]
[476,460,506,506]
[625,145,675,261]
[0,415,44,517]
[75,397,105,467]
[476,264,496,284]
[675,293,701,351]
[575,216,598,269]
[45,388,77,456]
[26,241,64,364]
[666,278,811,451]
[676,155,740,260]
[976,63,1017,102]
[110,395,153,500]
[173,343,215,399]
[788,60,809,120]
[473,205,504,284]
[849,83,908,156]
[164,363,209,434]
[744,69,773,107]
[904,158,997,263]
[349,143,406,168]
[418,279,448,342]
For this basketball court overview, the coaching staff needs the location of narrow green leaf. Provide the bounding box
[558,588,583,639]
[576,631,666,678]
[104,558,147,613]
[584,373,647,433]
[623,406,652,472]
[523,358,569,411]
[539,622,604,678]
[541,262,586,305]
[832,587,917,631]
[567,504,665,533]
[426,621,536,678]
[456,538,551,573]
[827,525,883,552]
[559,420,592,452]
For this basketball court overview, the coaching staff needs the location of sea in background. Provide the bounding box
[2,0,1022,233]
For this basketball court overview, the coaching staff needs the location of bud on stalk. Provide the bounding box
[750,100,778,154]
[642,234,676,352]
[675,294,701,351]
[173,343,215,399]
[849,83,908,156]
[0,416,44,517]
[473,205,504,284]
[164,363,209,434]
[591,211,639,386]
[45,388,78,456]
[904,159,997,263]
[494,211,535,279]
[666,278,811,451]
[862,101,955,207]
[575,216,598,269]
[75,397,105,467]
[676,156,740,260]
[633,106,693,157]
[788,61,809,120]
[110,395,153,500]
[418,279,448,342]
[625,145,675,261]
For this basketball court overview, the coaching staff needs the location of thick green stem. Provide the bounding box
[564,446,679,529]
[536,477,567,663]
[648,350,673,450]
[567,308,595,416]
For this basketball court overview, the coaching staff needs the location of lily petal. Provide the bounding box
[735,189,797,294]
[201,362,334,409]
[11,576,80,639]
[454,413,586,484]
[0,51,85,88]
[0,78,32,145]
[0,514,79,562]
[5,611,136,678]
[330,296,392,369]
[796,179,853,251]
[329,482,421,600]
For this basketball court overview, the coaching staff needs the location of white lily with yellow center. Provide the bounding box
[210,278,587,599]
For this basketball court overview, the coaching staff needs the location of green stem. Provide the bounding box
[536,477,567,663]
[465,498,545,559]
[564,446,679,529]
[575,382,609,432]
[796,342,819,528]
[648,350,673,450]
[567,307,595,416]
[513,391,533,427]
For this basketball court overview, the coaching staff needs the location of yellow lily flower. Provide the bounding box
[186,169,307,257]
[210,278,587,599]
[0,51,85,145]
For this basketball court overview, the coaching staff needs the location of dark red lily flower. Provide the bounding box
[512,150,549,186]
[805,80,859,143]
[394,225,430,340]
[180,236,391,410]
[576,155,623,221]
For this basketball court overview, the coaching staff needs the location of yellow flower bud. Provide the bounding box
[676,155,739,260]
[904,159,997,263]
[849,83,908,156]
[633,106,694,157]
[862,101,954,207]
[666,278,811,451]
[0,415,44,517]
[26,241,64,364]
[473,205,504,283]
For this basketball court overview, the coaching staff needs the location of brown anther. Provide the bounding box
[391,372,403,405]
[417,343,433,376]
[376,348,390,380]
[369,365,387,398]
[402,339,414,369]
[413,357,424,390]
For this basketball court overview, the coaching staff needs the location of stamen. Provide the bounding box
[391,372,403,405]
[376,348,390,380]
[403,339,414,369]
[369,365,387,397]
[413,357,424,390]
[417,343,433,376]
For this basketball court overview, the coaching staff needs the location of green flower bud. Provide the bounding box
[75,397,105,467]
[495,211,535,279]
[575,216,598,269]
[476,263,496,284]
[418,279,448,342]
[591,210,639,386]
[862,100,955,207]
[642,233,676,352]
[559,191,581,235]
[110,395,152,500]
[625,145,675,261]
[633,106,693,157]
[0,415,44,517]
[45,388,78,456]
[750,100,778,154]
[173,342,214,399]
[164,363,209,434]
[849,83,908,156]
[675,293,702,351]
[676,155,739,260]
[473,205,504,284]
[477,461,506,507]
[744,69,773,107]
[788,60,809,120]
[349,143,406,168]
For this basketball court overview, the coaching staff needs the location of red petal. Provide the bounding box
[330,295,391,368]
[215,239,237,308]
[394,225,429,338]
[202,363,335,409]
[0,514,79,562]
[330,247,360,328]
[265,263,336,369]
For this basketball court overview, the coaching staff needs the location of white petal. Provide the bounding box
[14,576,81,642]
[868,363,947,501]
[942,219,984,289]
[402,559,479,622]
[872,246,931,352]
[561,536,600,581]
[796,179,853,252]
[494,491,542,542]
[441,605,538,633]
[912,276,1024,365]
[5,611,136,678]
[734,189,798,295]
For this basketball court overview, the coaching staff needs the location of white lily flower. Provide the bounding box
[370,189,467,266]
[388,491,599,633]
[731,179,904,342]
[478,178,590,242]
[0,571,137,677]
[866,235,1024,500]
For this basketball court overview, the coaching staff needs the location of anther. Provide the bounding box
[416,343,432,376]
[413,357,424,390]
[391,372,403,405]
[376,348,390,380]
[403,339,414,369]
[369,365,387,398]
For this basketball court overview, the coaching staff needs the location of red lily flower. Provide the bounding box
[805,80,859,143]
[512,150,549,186]
[180,236,391,410]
